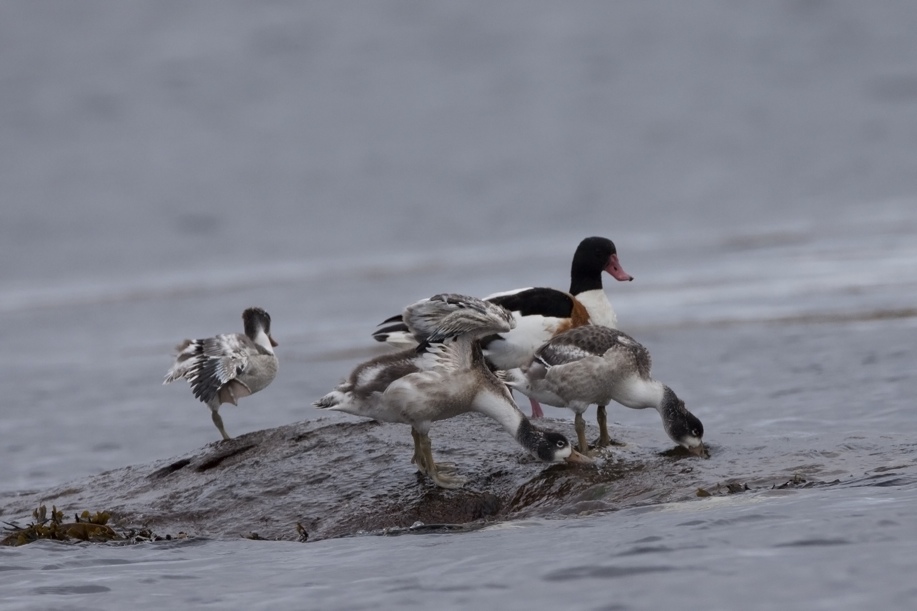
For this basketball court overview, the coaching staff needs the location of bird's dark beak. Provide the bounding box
[269,335,279,348]
[687,442,709,458]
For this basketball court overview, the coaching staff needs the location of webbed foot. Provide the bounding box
[427,470,468,489]
[413,427,467,489]
[593,406,624,448]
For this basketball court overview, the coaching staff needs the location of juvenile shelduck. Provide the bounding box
[316,294,589,489]
[505,325,706,458]
[163,307,278,441]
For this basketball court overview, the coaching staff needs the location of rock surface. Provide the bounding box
[1,415,712,542]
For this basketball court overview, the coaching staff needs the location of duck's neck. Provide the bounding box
[575,289,617,327]
[474,390,545,458]
[251,329,275,355]
[570,266,603,295]
[471,382,526,438]
[513,417,548,458]
[658,385,686,424]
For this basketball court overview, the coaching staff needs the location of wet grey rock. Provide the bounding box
[1,415,716,542]
[5,407,914,544]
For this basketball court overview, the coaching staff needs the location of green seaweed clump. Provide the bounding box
[2,504,119,546]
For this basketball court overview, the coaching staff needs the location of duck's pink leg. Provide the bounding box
[529,397,544,419]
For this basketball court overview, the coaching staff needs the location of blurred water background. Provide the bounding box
[2,1,917,609]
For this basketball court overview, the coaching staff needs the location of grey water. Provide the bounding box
[2,1,917,609]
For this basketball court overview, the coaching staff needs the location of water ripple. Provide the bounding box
[33,584,112,595]
[773,538,849,548]
[543,565,675,582]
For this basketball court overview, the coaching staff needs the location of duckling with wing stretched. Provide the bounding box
[315,294,589,488]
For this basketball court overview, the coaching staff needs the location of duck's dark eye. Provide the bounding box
[556,439,566,448]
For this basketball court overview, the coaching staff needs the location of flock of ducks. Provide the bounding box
[163,236,707,489]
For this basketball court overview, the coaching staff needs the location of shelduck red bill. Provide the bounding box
[605,253,634,282]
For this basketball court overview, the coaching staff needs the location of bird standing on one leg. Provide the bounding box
[163,307,278,441]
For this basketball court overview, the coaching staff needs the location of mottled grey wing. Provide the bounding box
[403,293,515,342]
[187,334,251,404]
[349,348,423,400]
[535,325,629,366]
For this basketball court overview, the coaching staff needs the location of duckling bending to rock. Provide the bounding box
[315,294,589,489]
[164,307,278,441]
[505,325,706,458]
